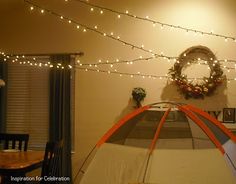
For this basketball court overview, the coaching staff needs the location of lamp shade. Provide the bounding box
[0,79,5,87]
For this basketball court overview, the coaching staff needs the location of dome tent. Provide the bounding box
[77,102,236,184]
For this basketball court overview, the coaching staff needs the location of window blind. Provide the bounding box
[6,61,49,150]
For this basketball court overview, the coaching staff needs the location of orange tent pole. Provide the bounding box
[179,106,225,154]
[149,108,171,153]
[96,105,150,147]
[184,105,236,143]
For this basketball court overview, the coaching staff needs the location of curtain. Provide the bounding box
[0,58,7,133]
[49,54,72,182]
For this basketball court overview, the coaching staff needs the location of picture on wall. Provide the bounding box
[223,108,235,123]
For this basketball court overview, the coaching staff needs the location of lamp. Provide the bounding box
[0,79,5,87]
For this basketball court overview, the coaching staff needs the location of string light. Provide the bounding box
[26,0,236,65]
[76,67,169,79]
[24,0,178,58]
[1,53,236,81]
[14,2,236,80]
[77,56,236,76]
[76,66,236,81]
[69,0,236,43]
[0,53,74,70]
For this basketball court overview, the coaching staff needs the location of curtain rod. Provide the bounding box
[5,52,84,57]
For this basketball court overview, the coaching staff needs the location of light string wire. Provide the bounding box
[23,0,236,66]
[76,66,236,82]
[1,51,235,75]
[1,52,236,81]
[24,0,176,59]
[0,53,73,69]
[78,56,236,66]
[19,1,236,81]
[71,0,236,42]
[76,66,169,79]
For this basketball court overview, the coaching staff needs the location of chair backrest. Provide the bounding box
[0,133,29,151]
[41,140,63,179]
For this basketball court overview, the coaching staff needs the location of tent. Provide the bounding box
[77,102,236,184]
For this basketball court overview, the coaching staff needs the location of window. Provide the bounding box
[6,60,49,150]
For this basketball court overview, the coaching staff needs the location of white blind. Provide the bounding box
[6,61,49,150]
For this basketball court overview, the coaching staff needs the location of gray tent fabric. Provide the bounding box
[76,102,236,184]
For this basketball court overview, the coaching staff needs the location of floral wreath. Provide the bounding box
[169,46,224,99]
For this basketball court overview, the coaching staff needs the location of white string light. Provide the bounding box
[23,0,176,59]
[1,51,236,75]
[76,66,168,79]
[1,52,236,81]
[17,1,236,81]
[70,0,236,43]
[0,53,73,70]
[76,66,236,81]
[23,0,236,68]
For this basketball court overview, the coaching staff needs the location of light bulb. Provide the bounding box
[100,10,103,14]
[41,9,44,13]
[117,14,121,18]
[90,8,94,11]
[30,6,34,10]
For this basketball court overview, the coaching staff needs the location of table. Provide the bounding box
[0,150,44,175]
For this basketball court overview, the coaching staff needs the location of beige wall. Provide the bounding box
[1,0,236,182]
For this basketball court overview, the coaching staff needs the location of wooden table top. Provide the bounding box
[0,150,45,174]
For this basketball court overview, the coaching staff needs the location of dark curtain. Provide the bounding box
[0,57,7,133]
[49,54,72,183]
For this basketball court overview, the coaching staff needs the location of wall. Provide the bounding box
[0,0,236,182]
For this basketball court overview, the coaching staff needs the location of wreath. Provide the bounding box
[169,46,224,99]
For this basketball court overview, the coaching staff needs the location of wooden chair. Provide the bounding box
[41,140,63,181]
[0,133,29,183]
[0,133,29,151]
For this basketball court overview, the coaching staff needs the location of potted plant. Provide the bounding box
[132,87,146,108]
